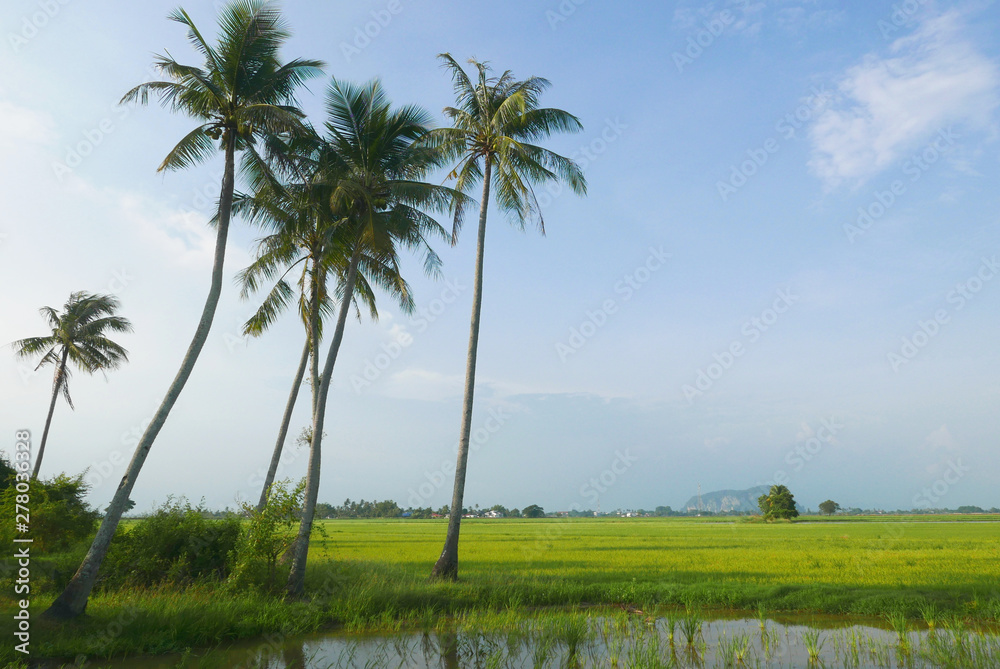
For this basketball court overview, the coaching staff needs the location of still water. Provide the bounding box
[58,612,1000,668]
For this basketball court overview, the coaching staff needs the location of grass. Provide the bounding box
[802,628,825,662]
[4,516,1000,663]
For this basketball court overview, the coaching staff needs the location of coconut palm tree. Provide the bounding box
[44,1,323,620]
[237,141,344,513]
[234,135,416,513]
[12,292,132,479]
[421,55,587,580]
[285,78,466,596]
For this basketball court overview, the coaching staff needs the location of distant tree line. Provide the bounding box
[131,499,1000,520]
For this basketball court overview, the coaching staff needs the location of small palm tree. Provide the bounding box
[285,78,465,596]
[421,55,587,580]
[12,292,132,479]
[45,1,322,620]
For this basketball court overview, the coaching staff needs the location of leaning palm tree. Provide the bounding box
[12,292,132,479]
[44,1,323,620]
[234,136,413,513]
[421,55,587,580]
[236,140,341,513]
[285,78,465,596]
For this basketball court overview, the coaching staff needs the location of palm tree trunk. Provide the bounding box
[432,160,492,580]
[278,259,323,567]
[308,259,322,416]
[256,337,310,512]
[42,132,238,621]
[31,349,68,480]
[286,246,362,596]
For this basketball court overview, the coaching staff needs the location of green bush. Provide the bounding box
[0,467,99,552]
[227,479,304,593]
[100,498,240,590]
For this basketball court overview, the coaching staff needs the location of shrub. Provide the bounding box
[99,498,240,590]
[0,464,99,552]
[227,479,304,593]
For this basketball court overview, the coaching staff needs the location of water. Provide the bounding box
[59,612,1000,668]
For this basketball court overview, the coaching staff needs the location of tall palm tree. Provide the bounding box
[44,1,323,620]
[12,292,132,479]
[234,135,413,513]
[237,140,342,513]
[285,78,465,596]
[421,55,587,580]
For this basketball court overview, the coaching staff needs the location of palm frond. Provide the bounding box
[159,124,218,172]
[243,278,296,336]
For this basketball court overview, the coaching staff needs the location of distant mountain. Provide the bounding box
[683,485,771,513]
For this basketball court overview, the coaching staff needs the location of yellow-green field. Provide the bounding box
[12,517,1000,663]
[307,517,1000,613]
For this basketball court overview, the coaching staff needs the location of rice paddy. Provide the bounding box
[10,516,1000,666]
[306,516,1000,614]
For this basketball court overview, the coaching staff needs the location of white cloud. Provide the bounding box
[116,191,220,268]
[53,177,223,270]
[808,10,999,189]
[704,435,731,449]
[382,368,463,401]
[0,98,55,148]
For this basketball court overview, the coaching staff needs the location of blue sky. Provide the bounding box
[2,0,999,513]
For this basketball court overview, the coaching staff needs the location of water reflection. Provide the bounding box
[68,611,1000,669]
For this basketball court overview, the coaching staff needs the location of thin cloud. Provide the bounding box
[808,9,999,189]
[0,99,55,147]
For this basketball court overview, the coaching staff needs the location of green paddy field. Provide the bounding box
[13,516,1000,663]
[306,516,1000,615]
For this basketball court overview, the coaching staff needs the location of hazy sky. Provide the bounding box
[2,1,999,514]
